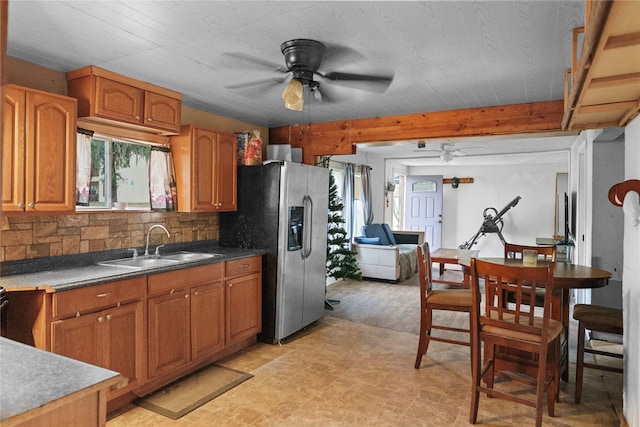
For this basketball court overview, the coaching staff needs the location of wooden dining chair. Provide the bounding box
[469,258,562,427]
[414,242,472,369]
[504,242,556,307]
[504,242,557,262]
[573,304,623,403]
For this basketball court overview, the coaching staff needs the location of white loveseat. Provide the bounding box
[352,224,424,282]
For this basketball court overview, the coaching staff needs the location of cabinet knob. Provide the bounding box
[228,283,233,287]
[96,292,111,298]
[28,203,35,209]
[18,203,25,209]
[98,316,104,323]
[106,314,112,320]
[135,116,141,120]
[194,291,199,296]
[185,294,189,299]
[147,117,153,121]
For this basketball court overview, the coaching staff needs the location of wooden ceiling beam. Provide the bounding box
[270,100,569,164]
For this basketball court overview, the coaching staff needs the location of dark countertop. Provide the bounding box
[1,240,266,292]
[0,337,121,423]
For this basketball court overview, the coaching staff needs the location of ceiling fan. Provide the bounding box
[415,142,468,162]
[225,39,394,111]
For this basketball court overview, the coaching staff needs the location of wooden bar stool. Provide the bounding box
[414,242,472,369]
[573,304,623,404]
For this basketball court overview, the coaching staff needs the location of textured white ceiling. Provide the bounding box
[7,1,585,163]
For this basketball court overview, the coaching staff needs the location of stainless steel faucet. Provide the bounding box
[145,224,170,257]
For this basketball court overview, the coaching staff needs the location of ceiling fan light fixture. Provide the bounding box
[282,78,304,110]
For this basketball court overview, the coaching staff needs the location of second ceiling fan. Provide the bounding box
[416,142,468,162]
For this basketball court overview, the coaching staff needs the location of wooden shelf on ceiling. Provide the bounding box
[562,0,640,131]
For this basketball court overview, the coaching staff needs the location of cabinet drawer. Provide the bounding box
[148,263,223,296]
[225,256,261,278]
[53,276,145,319]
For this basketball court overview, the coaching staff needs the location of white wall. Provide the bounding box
[406,161,567,257]
[591,138,625,309]
[333,152,568,258]
[623,115,640,426]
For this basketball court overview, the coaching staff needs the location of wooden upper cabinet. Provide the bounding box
[216,132,238,211]
[94,77,144,124]
[2,85,76,215]
[66,65,182,135]
[170,125,237,212]
[144,91,182,132]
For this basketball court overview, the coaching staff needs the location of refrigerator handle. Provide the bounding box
[302,195,313,259]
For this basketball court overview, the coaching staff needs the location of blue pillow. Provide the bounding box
[354,236,381,245]
[361,224,391,245]
[381,223,397,246]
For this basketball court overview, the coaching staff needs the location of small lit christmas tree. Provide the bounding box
[326,170,362,281]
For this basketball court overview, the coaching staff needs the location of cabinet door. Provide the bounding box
[95,77,144,125]
[148,291,190,379]
[144,91,181,133]
[191,281,225,360]
[26,90,76,213]
[104,301,145,396]
[215,132,237,211]
[226,272,262,345]
[52,313,102,367]
[2,86,25,212]
[192,128,216,211]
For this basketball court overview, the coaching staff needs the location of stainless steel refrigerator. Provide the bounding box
[219,161,329,344]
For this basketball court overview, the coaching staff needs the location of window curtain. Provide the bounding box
[75,129,94,206]
[342,163,356,242]
[149,146,177,211]
[361,165,374,225]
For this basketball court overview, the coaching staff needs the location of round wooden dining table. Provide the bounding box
[459,257,611,382]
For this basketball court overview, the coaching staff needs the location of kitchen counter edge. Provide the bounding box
[1,241,266,292]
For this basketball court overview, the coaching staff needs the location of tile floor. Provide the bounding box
[107,280,623,426]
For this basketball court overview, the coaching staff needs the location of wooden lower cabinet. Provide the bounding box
[147,290,191,379]
[51,298,145,399]
[146,280,229,379]
[226,272,261,345]
[147,259,261,381]
[225,256,262,345]
[191,281,225,360]
[10,256,261,413]
[147,263,226,380]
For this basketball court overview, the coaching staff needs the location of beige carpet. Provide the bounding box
[134,364,252,419]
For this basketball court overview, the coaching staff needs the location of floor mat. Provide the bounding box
[134,364,253,419]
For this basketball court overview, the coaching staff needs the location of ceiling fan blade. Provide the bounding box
[224,76,289,90]
[318,71,393,93]
[320,44,366,69]
[222,52,288,73]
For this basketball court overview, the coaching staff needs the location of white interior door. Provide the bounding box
[404,175,443,249]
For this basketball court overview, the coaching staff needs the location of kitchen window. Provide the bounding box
[77,133,151,210]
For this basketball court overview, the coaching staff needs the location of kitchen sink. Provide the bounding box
[98,251,222,270]
[160,251,222,262]
[98,257,180,269]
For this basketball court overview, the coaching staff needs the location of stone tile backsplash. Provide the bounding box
[1,211,219,262]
